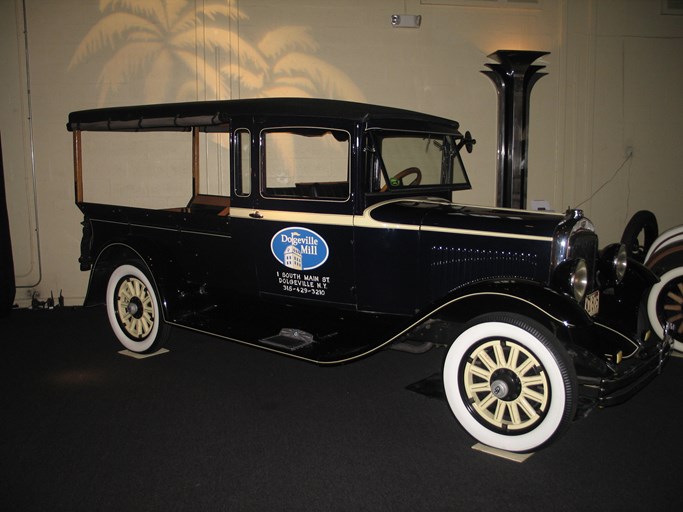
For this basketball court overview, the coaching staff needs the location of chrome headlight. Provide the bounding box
[552,258,589,302]
[571,259,589,302]
[599,243,628,286]
[614,244,628,283]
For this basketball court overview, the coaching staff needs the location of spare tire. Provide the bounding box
[621,210,658,263]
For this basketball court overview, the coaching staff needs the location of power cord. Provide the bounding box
[575,152,633,209]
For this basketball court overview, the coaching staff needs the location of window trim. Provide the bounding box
[232,128,252,198]
[366,128,471,193]
[259,126,352,203]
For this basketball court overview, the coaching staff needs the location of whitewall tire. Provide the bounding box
[443,314,576,453]
[647,267,683,352]
[106,263,170,353]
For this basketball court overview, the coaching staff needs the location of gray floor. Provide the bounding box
[1,306,681,511]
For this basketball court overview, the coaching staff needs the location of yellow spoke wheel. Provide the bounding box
[443,313,576,453]
[106,263,170,353]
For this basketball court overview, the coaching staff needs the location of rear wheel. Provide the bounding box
[443,313,577,453]
[106,263,170,353]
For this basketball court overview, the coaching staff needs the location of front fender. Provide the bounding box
[426,279,638,371]
[621,258,658,292]
[425,277,660,389]
[598,259,658,336]
[646,242,683,276]
[428,279,593,340]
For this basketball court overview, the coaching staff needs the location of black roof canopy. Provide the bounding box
[67,97,460,133]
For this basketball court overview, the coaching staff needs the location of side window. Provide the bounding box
[198,131,230,196]
[262,128,350,200]
[234,129,251,196]
[80,131,191,209]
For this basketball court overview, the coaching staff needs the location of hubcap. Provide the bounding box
[462,338,550,433]
[489,368,522,401]
[126,297,142,318]
[490,380,509,400]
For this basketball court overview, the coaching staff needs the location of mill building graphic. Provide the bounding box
[283,234,303,270]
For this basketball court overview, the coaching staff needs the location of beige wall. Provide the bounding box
[562,0,683,244]
[1,0,682,306]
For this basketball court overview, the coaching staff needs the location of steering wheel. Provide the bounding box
[380,167,422,192]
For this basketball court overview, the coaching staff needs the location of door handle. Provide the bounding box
[249,211,263,219]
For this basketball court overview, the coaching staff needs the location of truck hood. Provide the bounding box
[358,198,565,241]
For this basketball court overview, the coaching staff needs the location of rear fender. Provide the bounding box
[84,239,181,321]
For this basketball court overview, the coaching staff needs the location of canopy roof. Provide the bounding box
[67,97,460,133]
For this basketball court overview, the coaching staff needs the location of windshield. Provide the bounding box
[372,131,470,192]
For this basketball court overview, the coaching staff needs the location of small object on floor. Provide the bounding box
[472,443,533,463]
[29,290,65,310]
[31,293,46,310]
[261,328,316,351]
[118,348,170,359]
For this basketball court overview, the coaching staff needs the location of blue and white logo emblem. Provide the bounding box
[271,227,329,271]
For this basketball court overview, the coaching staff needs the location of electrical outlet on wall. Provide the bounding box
[531,200,552,211]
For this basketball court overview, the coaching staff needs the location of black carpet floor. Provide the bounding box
[1,306,682,512]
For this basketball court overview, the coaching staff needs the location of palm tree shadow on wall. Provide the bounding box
[69,0,365,105]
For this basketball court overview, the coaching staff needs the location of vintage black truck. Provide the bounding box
[68,98,672,452]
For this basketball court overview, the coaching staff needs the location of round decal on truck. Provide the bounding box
[271,227,329,271]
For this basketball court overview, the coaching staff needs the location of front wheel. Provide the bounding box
[647,266,683,352]
[443,313,577,453]
[106,263,170,353]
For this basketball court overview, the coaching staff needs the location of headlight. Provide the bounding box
[552,258,589,302]
[599,243,628,286]
[614,244,628,282]
[571,259,588,302]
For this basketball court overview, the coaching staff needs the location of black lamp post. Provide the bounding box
[482,50,548,209]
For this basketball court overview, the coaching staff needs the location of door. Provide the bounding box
[248,126,356,308]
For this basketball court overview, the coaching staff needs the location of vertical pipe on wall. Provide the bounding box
[17,0,42,289]
[482,50,548,210]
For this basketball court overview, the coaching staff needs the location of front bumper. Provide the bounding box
[577,330,673,408]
